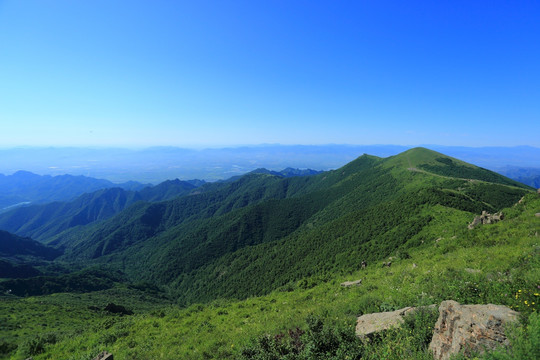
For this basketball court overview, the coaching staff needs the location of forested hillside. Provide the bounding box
[0,179,199,242]
[0,230,61,280]
[3,148,530,307]
[1,148,538,360]
[0,230,60,261]
[0,171,147,210]
[0,167,537,359]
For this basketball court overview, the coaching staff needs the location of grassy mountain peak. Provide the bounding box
[385,147,457,167]
[382,147,531,189]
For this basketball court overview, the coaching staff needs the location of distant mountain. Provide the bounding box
[221,167,323,183]
[251,167,323,177]
[494,166,540,188]
[0,145,538,183]
[138,179,199,202]
[428,145,540,169]
[0,178,200,242]
[0,170,148,211]
[32,147,531,305]
[184,179,207,187]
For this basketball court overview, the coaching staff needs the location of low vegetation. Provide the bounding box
[0,148,538,359]
[1,191,538,359]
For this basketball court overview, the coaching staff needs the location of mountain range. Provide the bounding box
[0,170,149,212]
[0,167,323,243]
[1,145,539,183]
[0,147,538,360]
[0,148,532,304]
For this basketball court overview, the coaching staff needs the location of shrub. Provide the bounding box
[240,315,363,360]
[0,340,17,355]
[401,306,439,351]
[18,332,59,357]
[480,311,540,360]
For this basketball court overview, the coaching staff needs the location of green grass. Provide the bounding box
[1,193,538,359]
[1,149,537,359]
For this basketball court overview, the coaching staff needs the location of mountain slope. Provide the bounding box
[384,147,532,187]
[496,166,540,188]
[0,170,147,211]
[0,230,60,280]
[0,230,60,261]
[0,180,198,242]
[39,148,533,305]
[223,167,324,182]
[2,164,538,360]
[47,173,318,255]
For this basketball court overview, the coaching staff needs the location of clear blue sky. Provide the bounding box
[1,1,539,147]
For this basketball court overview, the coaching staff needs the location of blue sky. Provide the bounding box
[0,1,539,147]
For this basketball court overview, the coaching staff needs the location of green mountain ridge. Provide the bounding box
[0,179,199,242]
[19,147,531,305]
[0,147,538,360]
[0,170,148,210]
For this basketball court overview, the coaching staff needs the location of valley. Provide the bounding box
[0,148,538,360]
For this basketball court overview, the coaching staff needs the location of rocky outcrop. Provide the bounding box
[355,305,435,338]
[93,351,113,360]
[341,279,362,287]
[355,300,519,358]
[429,300,519,360]
[468,211,504,229]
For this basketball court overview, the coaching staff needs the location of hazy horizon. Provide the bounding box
[1,144,539,184]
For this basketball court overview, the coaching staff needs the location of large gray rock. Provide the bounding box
[468,211,504,229]
[429,300,519,360]
[355,305,435,338]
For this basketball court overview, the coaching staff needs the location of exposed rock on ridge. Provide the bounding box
[468,211,504,229]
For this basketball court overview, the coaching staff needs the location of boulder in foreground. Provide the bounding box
[429,300,519,360]
[355,305,435,338]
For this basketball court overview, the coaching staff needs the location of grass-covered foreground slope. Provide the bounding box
[1,191,538,359]
[40,147,532,305]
